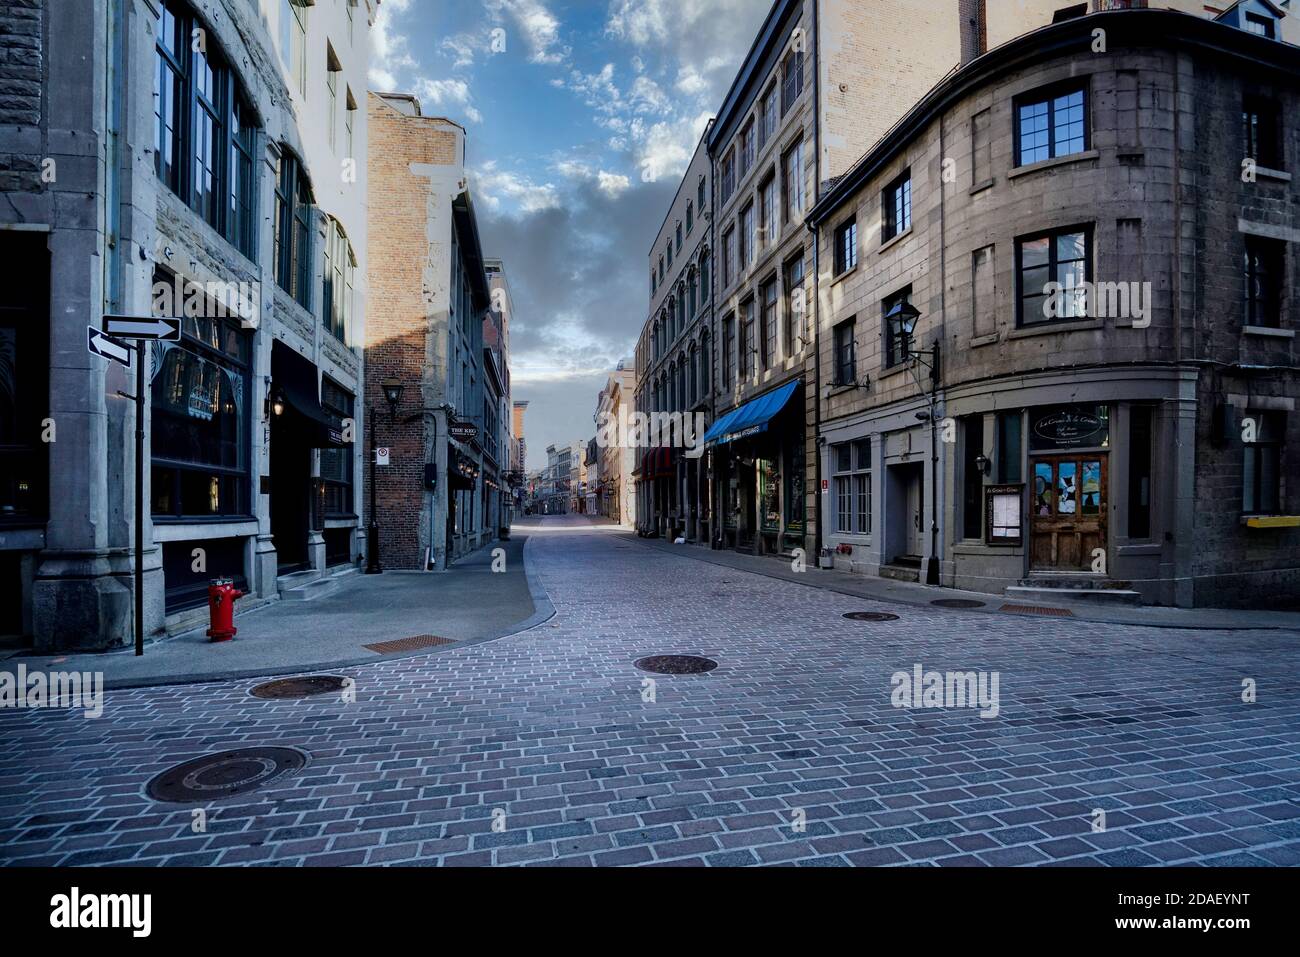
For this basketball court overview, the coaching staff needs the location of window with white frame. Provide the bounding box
[833,440,871,535]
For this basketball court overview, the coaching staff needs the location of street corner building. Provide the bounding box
[632,0,1300,608]
[0,0,376,651]
[364,93,514,572]
[804,3,1300,609]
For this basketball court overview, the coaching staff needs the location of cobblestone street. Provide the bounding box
[2,518,1298,868]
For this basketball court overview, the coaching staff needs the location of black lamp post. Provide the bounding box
[888,300,943,587]
[365,378,405,575]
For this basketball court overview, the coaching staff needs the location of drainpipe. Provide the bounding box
[810,0,824,566]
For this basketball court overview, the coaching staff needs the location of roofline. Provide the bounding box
[646,119,716,258]
[807,9,1300,228]
[707,0,800,154]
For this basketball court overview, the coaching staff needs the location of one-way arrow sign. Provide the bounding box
[103,314,182,341]
[87,326,132,368]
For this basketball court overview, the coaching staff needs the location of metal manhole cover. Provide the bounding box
[250,675,350,699]
[146,747,308,803]
[931,599,987,609]
[634,655,718,675]
[365,635,456,655]
[843,611,901,622]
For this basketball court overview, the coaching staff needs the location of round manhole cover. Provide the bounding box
[931,599,987,609]
[843,611,901,622]
[146,747,308,804]
[250,675,350,699]
[634,655,719,675]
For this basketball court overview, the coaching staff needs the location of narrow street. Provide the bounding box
[1,516,1298,868]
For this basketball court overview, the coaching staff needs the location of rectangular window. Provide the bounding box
[0,235,50,525]
[1243,411,1283,515]
[686,201,694,234]
[739,299,755,378]
[782,140,804,225]
[326,57,339,151]
[698,175,706,210]
[322,221,353,344]
[833,217,857,275]
[832,440,871,534]
[761,278,778,367]
[996,411,1023,484]
[274,151,314,309]
[784,253,805,355]
[1245,13,1275,38]
[739,204,755,269]
[1128,405,1152,538]
[882,170,912,243]
[759,175,777,248]
[762,88,778,147]
[1245,236,1284,328]
[884,287,914,368]
[721,228,734,288]
[722,314,735,384]
[320,379,355,517]
[150,277,251,521]
[781,49,804,116]
[740,121,755,178]
[1016,84,1088,166]
[963,415,985,540]
[1243,96,1282,169]
[720,150,735,204]
[676,222,683,252]
[834,318,856,386]
[1017,225,1091,326]
[291,0,308,95]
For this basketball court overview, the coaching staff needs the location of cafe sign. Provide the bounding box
[1030,405,1109,451]
[448,419,479,443]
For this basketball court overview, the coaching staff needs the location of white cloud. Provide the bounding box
[474,161,561,215]
[487,0,569,65]
[674,65,708,96]
[413,78,484,124]
[597,171,631,198]
[370,0,418,90]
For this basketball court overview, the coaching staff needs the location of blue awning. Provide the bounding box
[704,380,801,447]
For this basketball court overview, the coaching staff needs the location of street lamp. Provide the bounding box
[366,379,406,576]
[886,299,942,586]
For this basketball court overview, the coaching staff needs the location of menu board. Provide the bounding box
[985,484,1024,546]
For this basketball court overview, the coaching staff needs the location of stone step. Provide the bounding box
[1005,585,1143,607]
[280,576,340,602]
[879,564,921,584]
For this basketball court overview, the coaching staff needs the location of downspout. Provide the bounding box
[105,0,124,313]
[811,0,824,565]
[929,110,949,587]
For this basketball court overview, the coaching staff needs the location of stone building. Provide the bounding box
[365,92,502,571]
[484,259,514,535]
[634,125,714,542]
[0,0,374,650]
[807,6,1300,607]
[596,362,637,526]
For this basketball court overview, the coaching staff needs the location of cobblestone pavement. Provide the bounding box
[2,519,1298,867]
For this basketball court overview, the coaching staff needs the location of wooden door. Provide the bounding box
[1030,455,1107,571]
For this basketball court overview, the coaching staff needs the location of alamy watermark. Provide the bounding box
[151,274,261,329]
[891,664,1000,719]
[0,665,104,718]
[596,408,706,459]
[1043,276,1152,327]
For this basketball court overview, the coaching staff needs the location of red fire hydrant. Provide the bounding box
[206,578,244,643]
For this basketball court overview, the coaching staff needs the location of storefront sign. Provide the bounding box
[449,420,479,443]
[1029,405,1109,451]
[985,484,1024,546]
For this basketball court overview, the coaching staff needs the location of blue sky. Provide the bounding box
[370,0,773,469]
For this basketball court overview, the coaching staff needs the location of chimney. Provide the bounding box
[960,0,987,64]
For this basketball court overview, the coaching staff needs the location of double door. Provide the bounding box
[1030,454,1107,571]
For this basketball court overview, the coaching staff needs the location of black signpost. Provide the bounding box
[103,315,182,657]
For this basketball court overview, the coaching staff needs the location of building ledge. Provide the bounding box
[1007,149,1100,180]
[1242,325,1295,339]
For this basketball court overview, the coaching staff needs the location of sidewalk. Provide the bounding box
[623,534,1300,632]
[0,535,553,690]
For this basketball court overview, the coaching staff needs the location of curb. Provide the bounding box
[620,534,1300,634]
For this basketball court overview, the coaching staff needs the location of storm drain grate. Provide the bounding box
[250,675,350,699]
[1001,603,1075,617]
[146,747,308,804]
[365,635,456,655]
[931,599,987,610]
[634,655,718,675]
[843,611,901,622]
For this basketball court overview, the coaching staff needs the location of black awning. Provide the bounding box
[272,341,346,449]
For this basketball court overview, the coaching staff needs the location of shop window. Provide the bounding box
[162,538,246,614]
[1243,411,1283,515]
[1017,226,1091,326]
[150,277,251,520]
[963,416,985,540]
[320,378,355,518]
[997,411,1023,484]
[832,439,871,535]
[1015,83,1088,167]
[1128,405,1153,538]
[154,0,259,259]
[0,234,50,525]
